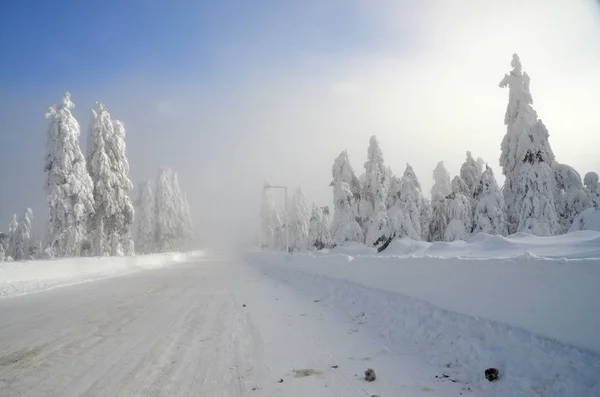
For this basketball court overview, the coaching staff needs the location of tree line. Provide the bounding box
[0,94,193,261]
[259,54,600,251]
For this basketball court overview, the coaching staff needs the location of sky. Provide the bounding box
[1,0,599,248]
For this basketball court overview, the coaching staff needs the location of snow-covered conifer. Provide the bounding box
[155,167,181,252]
[553,163,591,233]
[360,136,390,247]
[179,192,194,250]
[331,152,363,246]
[318,206,333,249]
[443,177,472,241]
[388,164,423,240]
[460,151,480,198]
[331,182,363,246]
[44,92,94,257]
[428,162,451,241]
[515,121,559,236]
[12,208,33,261]
[583,172,599,206]
[289,186,310,251]
[86,104,134,256]
[476,157,485,176]
[499,54,556,234]
[431,161,451,200]
[307,204,321,250]
[7,214,18,259]
[109,120,135,255]
[136,179,156,254]
[308,204,333,250]
[472,166,507,235]
[260,180,279,249]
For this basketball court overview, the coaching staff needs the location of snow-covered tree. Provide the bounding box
[472,166,507,235]
[499,54,556,234]
[584,172,599,206]
[331,181,363,246]
[476,157,485,176]
[419,197,432,241]
[429,162,451,241]
[460,151,481,218]
[87,105,135,256]
[318,206,333,249]
[553,163,591,233]
[332,150,361,198]
[260,180,280,249]
[388,164,423,240]
[307,204,333,250]
[136,179,156,254]
[7,214,18,259]
[109,120,135,255]
[443,177,472,241]
[154,167,187,252]
[431,161,452,200]
[331,151,363,246]
[11,208,33,261]
[86,102,112,255]
[289,186,310,251]
[178,192,194,250]
[569,207,600,232]
[360,136,390,247]
[44,92,95,257]
[460,151,480,198]
[514,121,559,236]
[307,204,321,250]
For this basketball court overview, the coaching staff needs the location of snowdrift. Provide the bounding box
[248,231,600,355]
[383,230,600,259]
[0,251,204,298]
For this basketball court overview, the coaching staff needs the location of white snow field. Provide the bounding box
[0,233,598,396]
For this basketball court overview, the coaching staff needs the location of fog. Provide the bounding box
[1,0,599,251]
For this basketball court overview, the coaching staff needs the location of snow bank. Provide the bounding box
[247,232,600,355]
[0,251,204,298]
[252,261,600,397]
[384,230,600,259]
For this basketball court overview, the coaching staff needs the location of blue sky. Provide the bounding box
[1,1,600,246]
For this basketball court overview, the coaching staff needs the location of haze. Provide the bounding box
[1,0,599,250]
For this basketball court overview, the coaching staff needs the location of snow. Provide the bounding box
[250,230,600,395]
[0,254,484,397]
[570,207,600,232]
[0,251,204,298]
[249,256,600,396]
[1,246,599,396]
[250,234,600,357]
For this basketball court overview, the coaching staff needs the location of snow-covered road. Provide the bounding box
[0,256,469,397]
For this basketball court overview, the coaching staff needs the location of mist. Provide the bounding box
[1,0,599,251]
